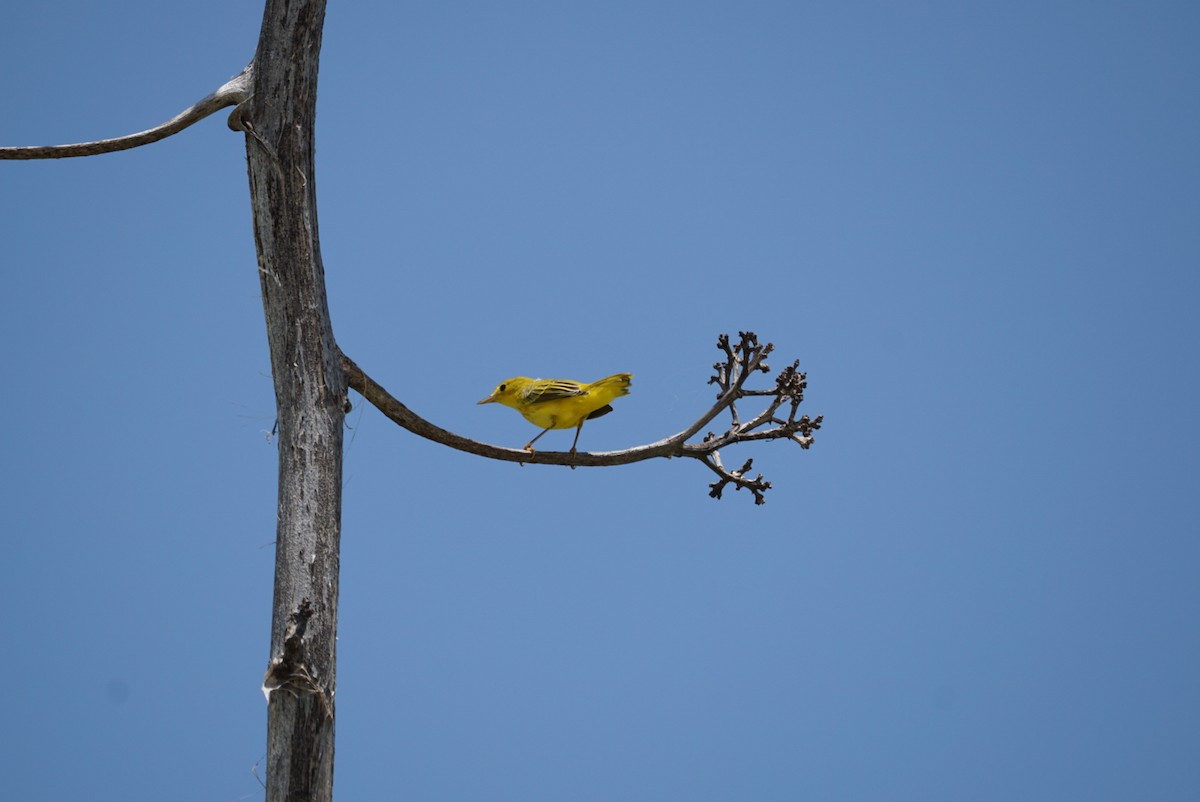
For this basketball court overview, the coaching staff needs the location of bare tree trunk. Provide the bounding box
[243,2,343,800]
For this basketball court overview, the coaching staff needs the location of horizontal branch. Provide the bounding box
[0,65,252,160]
[342,331,822,502]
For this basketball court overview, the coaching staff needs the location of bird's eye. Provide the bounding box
[498,384,506,392]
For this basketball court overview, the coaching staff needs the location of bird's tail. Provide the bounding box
[588,373,633,398]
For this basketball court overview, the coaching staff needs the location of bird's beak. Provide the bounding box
[477,394,496,405]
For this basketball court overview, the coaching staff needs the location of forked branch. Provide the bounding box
[343,331,822,504]
[0,65,253,160]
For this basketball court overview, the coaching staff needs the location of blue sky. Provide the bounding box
[3,1,1198,800]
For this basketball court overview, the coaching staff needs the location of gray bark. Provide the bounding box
[243,2,343,801]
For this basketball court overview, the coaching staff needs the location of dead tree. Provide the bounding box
[1,2,822,799]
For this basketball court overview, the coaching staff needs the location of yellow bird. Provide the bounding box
[477,373,633,455]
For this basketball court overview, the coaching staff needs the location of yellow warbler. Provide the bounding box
[477,373,633,454]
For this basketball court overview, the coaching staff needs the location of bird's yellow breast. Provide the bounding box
[516,394,597,429]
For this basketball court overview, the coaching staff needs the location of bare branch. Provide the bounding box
[703,454,771,505]
[342,330,823,503]
[0,65,252,160]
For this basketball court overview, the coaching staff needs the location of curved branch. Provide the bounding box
[0,65,253,160]
[342,331,823,502]
[342,352,669,467]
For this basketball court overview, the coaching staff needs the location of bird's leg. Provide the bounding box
[568,422,585,470]
[524,426,553,454]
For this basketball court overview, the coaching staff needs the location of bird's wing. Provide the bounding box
[522,380,587,404]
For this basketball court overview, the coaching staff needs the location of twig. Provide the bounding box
[703,454,772,505]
